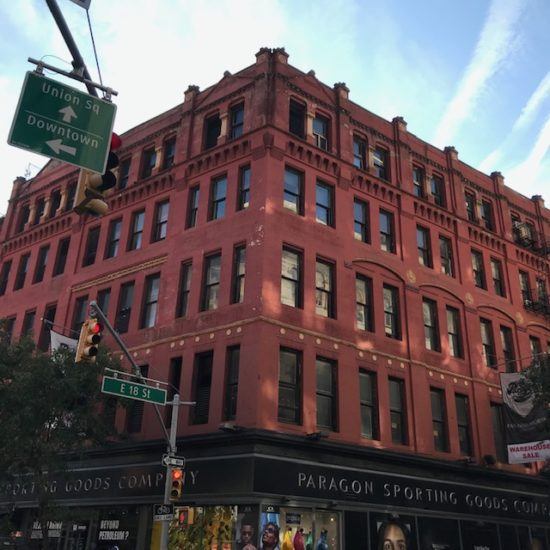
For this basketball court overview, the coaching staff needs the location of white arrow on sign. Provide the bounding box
[58,106,77,123]
[46,139,76,156]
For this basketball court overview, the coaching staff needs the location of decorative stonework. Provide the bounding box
[465,293,474,305]
[71,256,167,292]
[515,312,524,325]
[406,269,416,283]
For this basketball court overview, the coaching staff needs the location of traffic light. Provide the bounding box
[170,468,184,501]
[177,507,194,526]
[75,318,102,363]
[74,133,121,216]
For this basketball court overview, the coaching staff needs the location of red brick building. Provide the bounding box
[1,48,549,549]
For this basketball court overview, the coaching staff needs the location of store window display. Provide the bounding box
[370,513,416,550]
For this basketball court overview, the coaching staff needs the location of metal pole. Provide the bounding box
[89,300,171,444]
[160,394,180,550]
[45,0,98,97]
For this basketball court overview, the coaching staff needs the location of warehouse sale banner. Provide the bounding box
[500,373,550,464]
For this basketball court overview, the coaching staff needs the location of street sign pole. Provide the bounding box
[160,393,180,550]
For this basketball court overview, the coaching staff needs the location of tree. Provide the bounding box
[524,353,550,409]
[0,326,121,549]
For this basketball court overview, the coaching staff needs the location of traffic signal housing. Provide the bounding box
[75,318,102,363]
[170,468,184,501]
[74,133,121,216]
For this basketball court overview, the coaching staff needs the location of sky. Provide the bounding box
[0,0,549,217]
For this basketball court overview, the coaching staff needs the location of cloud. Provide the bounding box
[511,71,550,132]
[433,0,526,147]
[505,113,550,195]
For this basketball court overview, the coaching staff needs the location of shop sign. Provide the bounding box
[153,503,174,521]
[97,519,130,543]
[253,457,550,523]
[285,512,302,524]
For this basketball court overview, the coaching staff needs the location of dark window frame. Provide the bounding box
[289,99,306,139]
[455,394,472,456]
[72,295,88,334]
[162,136,176,170]
[117,157,131,189]
[281,246,303,308]
[423,298,440,351]
[439,235,455,277]
[373,146,389,180]
[52,237,70,277]
[176,261,192,318]
[417,225,433,268]
[201,252,221,311]
[315,180,335,227]
[316,356,337,431]
[283,166,304,215]
[115,281,135,334]
[379,209,396,253]
[209,175,227,221]
[0,260,12,296]
[82,226,100,267]
[431,387,449,452]
[224,346,240,421]
[315,258,335,318]
[353,135,367,169]
[191,351,213,425]
[140,147,157,179]
[13,253,30,291]
[359,369,379,439]
[278,347,302,425]
[231,244,246,304]
[313,113,329,150]
[383,284,401,339]
[431,174,446,207]
[480,318,497,368]
[140,273,161,329]
[471,249,486,289]
[237,165,250,210]
[152,200,170,242]
[204,112,221,150]
[186,186,200,229]
[446,306,463,358]
[412,166,425,198]
[465,191,477,222]
[500,325,515,373]
[389,377,407,445]
[491,258,506,297]
[128,210,145,251]
[354,198,369,243]
[32,245,50,284]
[356,274,374,332]
[229,102,244,140]
[105,218,122,259]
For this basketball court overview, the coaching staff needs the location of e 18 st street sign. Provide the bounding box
[101,375,167,405]
[8,71,116,173]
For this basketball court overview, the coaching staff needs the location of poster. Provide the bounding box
[369,513,417,550]
[500,373,550,464]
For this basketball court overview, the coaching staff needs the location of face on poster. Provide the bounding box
[260,505,281,550]
[236,505,259,550]
[370,513,416,550]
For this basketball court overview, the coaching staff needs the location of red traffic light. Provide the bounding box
[172,468,183,481]
[89,321,102,334]
[110,132,122,151]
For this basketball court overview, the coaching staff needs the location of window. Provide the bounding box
[231,245,246,304]
[423,298,440,351]
[115,282,134,334]
[117,158,131,189]
[430,175,445,207]
[356,274,373,331]
[53,237,70,277]
[191,352,213,424]
[140,147,157,179]
[13,253,30,291]
[283,167,303,215]
[471,250,486,289]
[105,218,122,259]
[379,210,395,253]
[313,114,329,150]
[38,303,56,351]
[237,165,250,210]
[2,317,15,344]
[490,403,507,462]
[72,295,88,334]
[186,186,200,228]
[530,336,542,359]
[82,226,100,267]
[49,190,61,218]
[465,192,477,222]
[0,260,12,296]
[152,200,169,241]
[439,236,454,277]
[446,307,463,358]
[201,253,221,311]
[481,200,494,231]
[176,262,192,318]
[204,113,221,150]
[128,210,145,251]
[162,137,176,169]
[220,346,240,421]
[389,378,407,445]
[500,326,515,373]
[127,365,148,433]
[278,348,302,424]
[511,213,521,242]
[65,183,77,212]
[140,273,160,329]
[230,103,244,139]
[315,259,335,318]
[289,99,306,138]
[21,309,36,337]
[353,136,367,169]
[316,357,337,430]
[165,357,182,427]
[354,198,369,242]
[33,245,49,284]
[315,181,334,226]
[455,394,472,456]
[431,388,448,452]
[417,226,432,267]
[480,318,497,368]
[96,288,111,316]
[281,247,302,308]
[383,285,401,339]
[359,370,378,439]
[536,278,547,301]
[519,271,532,305]
[16,204,30,233]
[32,198,45,225]
[413,166,425,198]
[491,258,505,297]
[373,147,389,180]
[209,176,227,220]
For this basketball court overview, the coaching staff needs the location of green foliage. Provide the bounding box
[0,326,122,544]
[524,354,550,409]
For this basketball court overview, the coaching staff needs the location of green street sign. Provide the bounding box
[8,71,116,173]
[101,376,166,405]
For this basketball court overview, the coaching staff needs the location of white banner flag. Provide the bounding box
[50,330,78,352]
